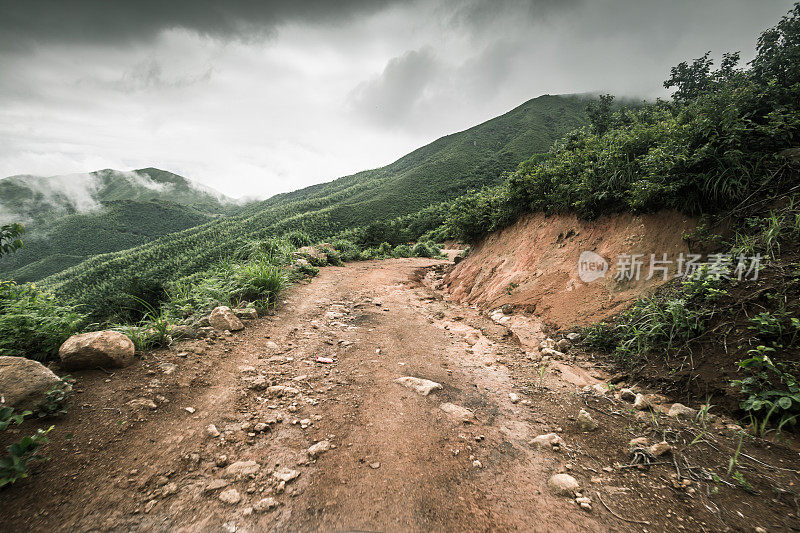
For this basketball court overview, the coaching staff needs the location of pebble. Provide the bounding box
[668,403,698,421]
[253,497,279,512]
[225,460,260,478]
[633,394,651,411]
[394,376,442,396]
[576,409,598,431]
[649,441,672,457]
[369,462,381,469]
[184,407,196,414]
[439,402,476,423]
[509,393,520,404]
[203,479,229,492]
[472,460,482,468]
[530,433,563,449]
[273,468,300,483]
[205,424,221,438]
[619,388,636,402]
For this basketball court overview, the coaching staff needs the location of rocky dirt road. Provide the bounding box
[1,257,798,532]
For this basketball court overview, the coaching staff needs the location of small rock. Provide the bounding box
[439,402,475,423]
[205,424,221,438]
[566,332,581,341]
[128,398,157,410]
[394,376,442,396]
[649,441,672,457]
[547,473,580,496]
[159,363,177,375]
[619,388,636,402]
[472,460,482,468]
[273,467,300,483]
[540,347,564,359]
[0,356,64,412]
[501,304,514,315]
[668,403,698,421]
[266,385,300,397]
[225,460,260,478]
[307,440,331,458]
[218,488,241,505]
[215,455,228,467]
[633,393,651,411]
[530,433,563,449]
[254,422,268,432]
[203,479,229,492]
[627,437,649,450]
[161,482,178,496]
[555,338,571,352]
[253,497,279,512]
[369,462,381,469]
[576,409,598,431]
[209,306,244,332]
[509,392,520,404]
[144,500,157,513]
[184,407,196,414]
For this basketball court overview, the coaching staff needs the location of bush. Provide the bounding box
[393,244,412,257]
[330,239,361,262]
[0,281,85,361]
[286,230,312,248]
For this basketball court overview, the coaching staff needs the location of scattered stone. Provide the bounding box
[509,392,520,404]
[254,422,268,432]
[547,473,580,496]
[540,347,564,359]
[209,306,244,332]
[218,488,241,505]
[144,500,157,513]
[161,482,178,497]
[253,497,279,512]
[215,455,229,467]
[170,324,197,340]
[576,409,598,431]
[184,407,196,414]
[649,441,672,457]
[566,332,581,341]
[633,394,651,411]
[726,423,744,433]
[266,385,300,397]
[225,460,260,478]
[530,433,563,449]
[159,363,177,375]
[308,440,331,458]
[439,402,475,423]
[668,403,698,421]
[394,376,442,396]
[233,308,258,320]
[501,304,514,315]
[539,338,556,350]
[205,424,221,438]
[203,479,229,492]
[0,356,64,412]
[273,468,300,483]
[619,388,636,402]
[369,462,381,469]
[58,330,135,369]
[128,398,157,410]
[555,338,571,352]
[472,460,482,468]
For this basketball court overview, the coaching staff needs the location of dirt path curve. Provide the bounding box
[6,256,752,532]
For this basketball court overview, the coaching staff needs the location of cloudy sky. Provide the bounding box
[0,0,795,199]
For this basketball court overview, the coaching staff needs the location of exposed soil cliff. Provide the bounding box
[444,211,697,328]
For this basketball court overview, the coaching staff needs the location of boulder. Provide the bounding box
[209,306,244,332]
[0,356,62,412]
[59,330,135,370]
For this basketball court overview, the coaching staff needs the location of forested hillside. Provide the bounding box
[39,94,590,320]
[0,168,236,281]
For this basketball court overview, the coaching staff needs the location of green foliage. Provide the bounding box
[34,377,74,418]
[583,267,726,365]
[393,244,412,257]
[286,230,312,248]
[0,407,52,489]
[733,345,800,434]
[749,310,800,348]
[0,223,24,256]
[293,260,319,278]
[0,281,85,361]
[446,4,800,242]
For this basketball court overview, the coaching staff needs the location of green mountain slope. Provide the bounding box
[0,168,236,281]
[40,94,590,319]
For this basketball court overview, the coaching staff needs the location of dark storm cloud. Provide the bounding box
[0,0,396,50]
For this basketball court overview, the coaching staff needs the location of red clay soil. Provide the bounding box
[1,257,798,532]
[445,210,697,328]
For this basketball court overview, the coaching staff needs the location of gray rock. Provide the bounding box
[394,376,442,396]
[218,488,241,505]
[58,330,135,369]
[225,460,260,478]
[547,473,580,496]
[633,393,651,411]
[649,441,672,457]
[576,409,598,431]
[253,497,279,512]
[273,467,300,483]
[501,304,514,315]
[0,356,63,412]
[209,306,244,332]
[266,385,299,397]
[668,403,698,421]
[555,338,571,352]
[566,332,581,341]
[439,402,475,423]
[530,433,563,449]
[307,440,331,458]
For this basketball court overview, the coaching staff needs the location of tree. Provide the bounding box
[0,223,24,257]
[586,94,615,136]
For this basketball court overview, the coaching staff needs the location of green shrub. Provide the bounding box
[293,260,319,278]
[0,281,85,361]
[231,260,288,309]
[330,239,361,262]
[286,230,312,248]
[393,244,412,257]
[0,406,53,489]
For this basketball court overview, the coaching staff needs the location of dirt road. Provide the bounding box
[1,257,798,532]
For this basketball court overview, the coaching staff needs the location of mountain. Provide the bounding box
[0,168,237,281]
[39,94,591,318]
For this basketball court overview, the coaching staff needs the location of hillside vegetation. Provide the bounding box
[37,94,590,321]
[0,169,236,281]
